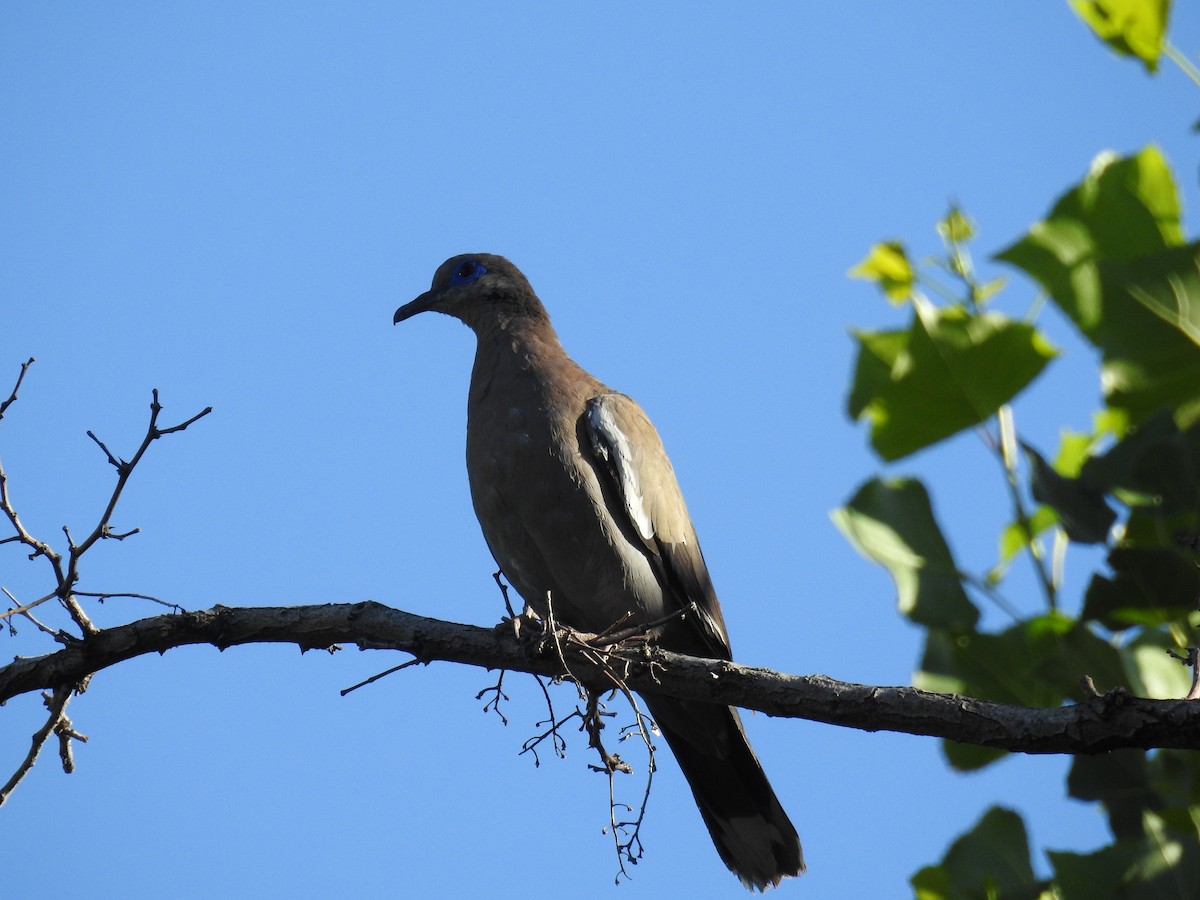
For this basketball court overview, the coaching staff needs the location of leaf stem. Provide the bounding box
[995,405,1058,611]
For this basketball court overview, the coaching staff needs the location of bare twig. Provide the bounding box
[1,586,59,638]
[520,705,581,767]
[74,591,185,613]
[476,669,511,725]
[0,358,34,422]
[1166,647,1200,701]
[340,657,425,696]
[0,685,75,807]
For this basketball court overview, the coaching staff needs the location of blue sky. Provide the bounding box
[2,4,1198,897]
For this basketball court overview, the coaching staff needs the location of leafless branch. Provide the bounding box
[340,657,424,696]
[1,379,212,639]
[4,601,1200,754]
[476,669,511,725]
[0,685,76,807]
[0,358,34,422]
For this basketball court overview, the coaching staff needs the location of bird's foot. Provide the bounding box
[495,602,546,647]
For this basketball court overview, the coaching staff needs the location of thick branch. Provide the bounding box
[1,601,1197,754]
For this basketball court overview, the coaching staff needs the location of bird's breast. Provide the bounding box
[464,372,665,632]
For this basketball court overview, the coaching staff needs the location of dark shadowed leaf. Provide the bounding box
[918,617,1125,771]
[1021,441,1116,543]
[911,807,1045,900]
[1082,547,1200,630]
[1081,410,1200,514]
[847,327,907,419]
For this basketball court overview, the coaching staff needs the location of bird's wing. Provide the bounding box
[584,391,731,659]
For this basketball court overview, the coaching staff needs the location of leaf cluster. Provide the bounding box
[842,5,1200,895]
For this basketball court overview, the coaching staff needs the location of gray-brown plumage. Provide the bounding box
[394,253,803,890]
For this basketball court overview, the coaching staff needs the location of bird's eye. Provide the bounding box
[450,260,487,286]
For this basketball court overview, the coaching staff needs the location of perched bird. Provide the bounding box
[394,253,803,890]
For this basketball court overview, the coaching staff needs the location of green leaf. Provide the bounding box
[849,299,1056,460]
[990,506,1058,585]
[1081,410,1200,515]
[1049,842,1142,900]
[846,328,908,419]
[910,807,1043,900]
[849,240,915,303]
[1049,148,1183,257]
[1123,630,1194,699]
[1127,245,1200,344]
[1055,429,1099,477]
[917,617,1125,734]
[831,477,978,629]
[1050,809,1200,900]
[1067,750,1155,839]
[942,740,1008,773]
[938,204,976,244]
[1021,442,1116,544]
[917,617,1066,708]
[996,148,1200,425]
[1082,547,1200,631]
[1070,0,1171,73]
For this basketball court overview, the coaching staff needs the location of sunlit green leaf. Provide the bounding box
[991,507,1058,585]
[1055,429,1098,477]
[997,149,1200,424]
[975,276,1006,303]
[831,477,978,629]
[938,204,976,244]
[1070,0,1170,73]
[1049,147,1183,256]
[849,240,915,303]
[1123,630,1193,699]
[849,299,1056,460]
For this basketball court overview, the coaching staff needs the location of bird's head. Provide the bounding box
[394,253,549,333]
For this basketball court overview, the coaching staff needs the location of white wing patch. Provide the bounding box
[586,395,656,542]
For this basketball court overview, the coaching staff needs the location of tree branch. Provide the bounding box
[2,600,1197,754]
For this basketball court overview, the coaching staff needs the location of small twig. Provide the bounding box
[0,358,34,422]
[586,604,694,649]
[74,591,184,613]
[997,407,1058,610]
[1,586,60,638]
[476,669,511,725]
[55,392,212,635]
[492,569,517,619]
[1166,647,1200,701]
[340,657,426,696]
[1079,674,1101,699]
[583,690,632,775]
[519,705,581,767]
[0,685,76,807]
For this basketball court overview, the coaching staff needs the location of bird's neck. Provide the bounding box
[467,318,601,414]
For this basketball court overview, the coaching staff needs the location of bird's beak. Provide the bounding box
[393,291,436,325]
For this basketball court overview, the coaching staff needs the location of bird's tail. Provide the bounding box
[644,695,803,891]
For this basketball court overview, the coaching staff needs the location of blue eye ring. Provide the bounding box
[450,260,487,286]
